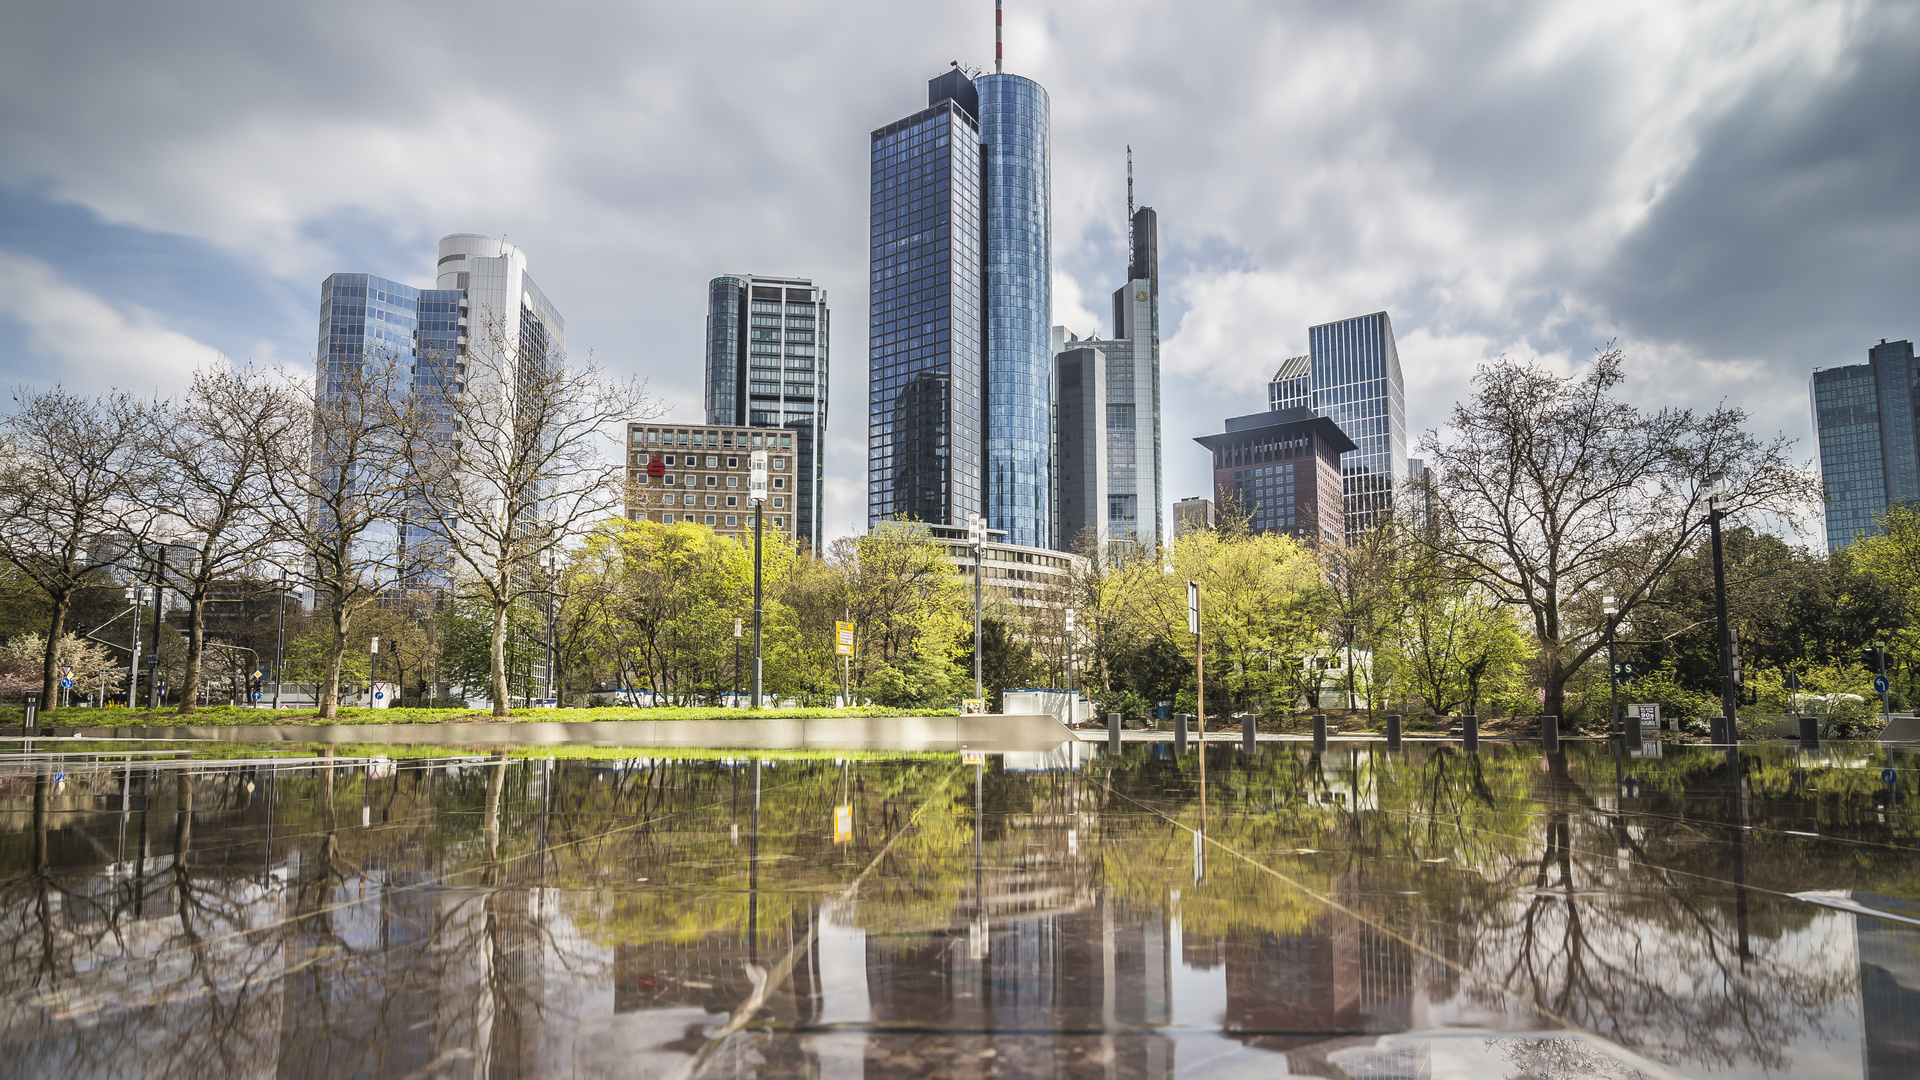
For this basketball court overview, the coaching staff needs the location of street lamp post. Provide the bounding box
[1064,608,1076,700]
[1603,595,1621,739]
[1707,472,1738,733]
[750,449,767,708]
[970,514,986,702]
[733,617,743,706]
[125,585,142,709]
[369,636,379,708]
[272,578,290,710]
[1188,579,1203,740]
[148,547,167,710]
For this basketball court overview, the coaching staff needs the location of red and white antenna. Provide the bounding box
[995,0,1004,73]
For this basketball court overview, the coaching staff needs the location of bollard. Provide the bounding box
[1312,713,1328,754]
[1461,714,1479,752]
[1109,712,1122,755]
[1542,714,1559,753]
[1242,712,1257,751]
[1797,715,1818,747]
[22,691,39,732]
[1708,715,1729,745]
[1386,713,1403,751]
[1174,712,1189,752]
[1625,715,1644,751]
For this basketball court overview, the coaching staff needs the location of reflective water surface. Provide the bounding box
[3,739,1919,1078]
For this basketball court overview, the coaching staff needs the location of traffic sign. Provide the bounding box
[253,692,262,702]
[1875,675,1891,694]
[1883,768,1898,788]
[60,664,71,677]
[59,677,72,689]
[835,621,854,656]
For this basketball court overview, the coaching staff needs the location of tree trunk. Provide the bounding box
[1543,655,1567,725]
[490,599,511,717]
[40,590,71,712]
[176,592,206,715]
[320,604,350,720]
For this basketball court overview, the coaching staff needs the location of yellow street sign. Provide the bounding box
[833,804,853,844]
[835,621,854,656]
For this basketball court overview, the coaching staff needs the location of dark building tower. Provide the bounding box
[1194,409,1354,547]
[704,274,828,549]
[868,64,1051,545]
[1267,312,1407,538]
[1813,338,1920,550]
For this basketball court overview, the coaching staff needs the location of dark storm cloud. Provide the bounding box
[1592,14,1920,366]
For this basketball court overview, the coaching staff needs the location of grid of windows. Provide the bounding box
[868,100,983,528]
[1306,313,1406,537]
[706,276,828,549]
[1812,341,1920,550]
[625,425,798,545]
[978,74,1052,549]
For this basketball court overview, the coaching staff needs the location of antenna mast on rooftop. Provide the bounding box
[1127,145,1135,256]
[995,0,1003,72]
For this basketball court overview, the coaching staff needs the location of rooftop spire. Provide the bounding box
[1127,145,1134,255]
[995,0,1003,72]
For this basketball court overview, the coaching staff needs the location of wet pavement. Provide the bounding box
[2,738,1918,1078]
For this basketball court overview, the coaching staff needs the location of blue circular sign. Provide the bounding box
[1884,768,1898,787]
[252,692,262,701]
[375,691,384,700]
[1875,675,1891,694]
[59,677,72,689]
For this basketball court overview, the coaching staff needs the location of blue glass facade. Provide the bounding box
[1813,339,1919,549]
[977,74,1052,548]
[868,94,984,528]
[1305,312,1406,536]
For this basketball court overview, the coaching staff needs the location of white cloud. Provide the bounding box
[0,251,219,395]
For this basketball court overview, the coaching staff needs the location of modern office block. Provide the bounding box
[1053,346,1107,548]
[318,235,564,562]
[868,65,1051,547]
[1266,313,1405,536]
[625,423,801,545]
[1813,339,1920,549]
[1173,497,1216,537]
[706,275,828,549]
[1050,207,1164,551]
[1194,408,1355,547]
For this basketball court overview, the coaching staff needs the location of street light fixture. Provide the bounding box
[1064,608,1076,701]
[969,513,986,702]
[1707,471,1738,737]
[1602,595,1620,739]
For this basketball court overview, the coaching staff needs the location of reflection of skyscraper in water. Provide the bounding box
[1855,897,1920,1079]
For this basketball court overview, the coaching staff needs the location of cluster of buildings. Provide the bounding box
[317,48,1435,583]
[1814,338,1920,550]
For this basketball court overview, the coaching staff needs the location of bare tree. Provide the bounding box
[0,387,154,710]
[144,364,303,714]
[393,315,657,715]
[1417,350,1818,718]
[267,359,419,718]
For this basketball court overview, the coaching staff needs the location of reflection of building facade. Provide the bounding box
[624,422,800,545]
[705,275,828,550]
[1195,409,1353,546]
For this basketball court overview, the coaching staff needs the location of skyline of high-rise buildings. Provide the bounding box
[704,274,828,549]
[867,65,1053,549]
[1813,338,1920,550]
[1266,311,1407,537]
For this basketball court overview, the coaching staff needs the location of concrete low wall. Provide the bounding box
[1,713,1078,753]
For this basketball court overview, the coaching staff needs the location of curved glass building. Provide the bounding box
[976,74,1052,548]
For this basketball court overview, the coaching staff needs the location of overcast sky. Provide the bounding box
[1,0,1914,546]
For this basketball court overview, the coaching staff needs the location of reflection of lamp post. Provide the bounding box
[1707,472,1738,734]
[272,578,291,710]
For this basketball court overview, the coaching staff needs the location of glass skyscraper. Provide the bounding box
[706,275,828,549]
[1813,338,1919,550]
[868,67,1051,547]
[1267,312,1406,536]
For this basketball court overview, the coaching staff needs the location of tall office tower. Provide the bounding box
[1051,205,1163,550]
[1266,313,1406,536]
[1812,338,1920,550]
[319,235,564,559]
[868,66,1051,546]
[705,275,828,549]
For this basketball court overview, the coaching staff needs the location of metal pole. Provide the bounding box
[272,582,287,710]
[1195,584,1205,742]
[545,576,555,707]
[127,588,142,709]
[1879,644,1892,724]
[752,501,764,708]
[974,532,984,701]
[1709,495,1738,728]
[148,548,166,710]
